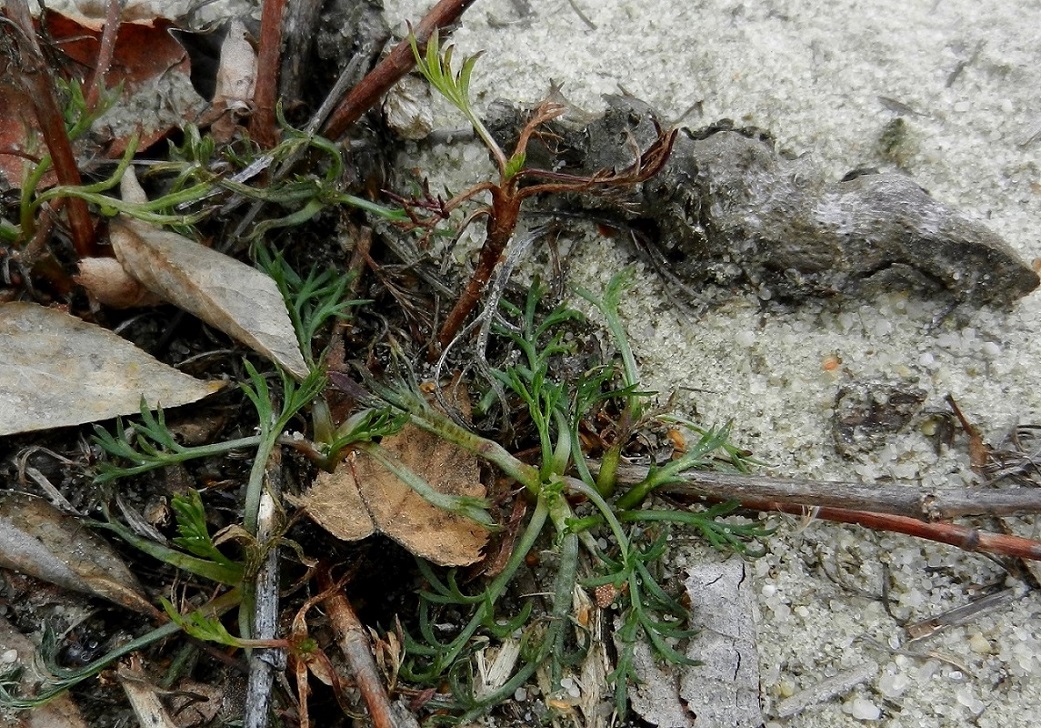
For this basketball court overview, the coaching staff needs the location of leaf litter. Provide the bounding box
[0,492,157,618]
[290,423,489,567]
[0,302,222,436]
[106,169,310,380]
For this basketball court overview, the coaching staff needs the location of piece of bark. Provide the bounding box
[625,558,762,728]
[486,96,1039,308]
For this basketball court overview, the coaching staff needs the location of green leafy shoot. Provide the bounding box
[171,490,243,571]
[575,269,649,496]
[16,78,122,240]
[161,599,283,650]
[240,361,326,535]
[320,406,409,464]
[409,28,508,175]
[93,509,244,586]
[258,248,367,368]
[488,280,584,479]
[161,598,244,647]
[93,400,262,483]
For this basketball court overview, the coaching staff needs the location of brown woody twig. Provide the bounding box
[321,0,478,140]
[83,0,122,112]
[4,0,96,257]
[599,461,1041,561]
[250,0,286,149]
[317,562,399,728]
[648,468,1041,521]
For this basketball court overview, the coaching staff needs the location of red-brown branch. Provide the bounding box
[317,563,399,728]
[321,0,478,140]
[250,0,286,149]
[5,0,96,257]
[436,184,520,350]
[83,0,121,112]
[801,505,1041,561]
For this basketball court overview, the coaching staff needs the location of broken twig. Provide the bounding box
[317,563,399,728]
[322,0,478,140]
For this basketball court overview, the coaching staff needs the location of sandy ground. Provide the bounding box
[380,1,1041,726]
[36,0,1041,725]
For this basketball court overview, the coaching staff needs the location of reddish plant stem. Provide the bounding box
[596,461,1041,560]
[321,0,478,140]
[250,0,286,149]
[5,0,96,257]
[437,185,520,349]
[83,0,122,112]
[804,505,1041,562]
[317,563,398,728]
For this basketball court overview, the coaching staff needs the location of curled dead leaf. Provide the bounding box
[290,425,489,566]
[0,302,223,436]
[76,256,163,308]
[0,493,158,617]
[109,171,309,379]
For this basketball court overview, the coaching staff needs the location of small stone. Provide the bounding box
[850,697,882,720]
[878,671,910,698]
[968,633,992,654]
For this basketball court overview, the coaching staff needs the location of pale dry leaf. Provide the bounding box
[291,425,488,566]
[212,19,256,112]
[117,657,178,728]
[207,18,257,142]
[76,256,163,308]
[0,615,89,728]
[0,493,159,617]
[0,301,222,436]
[110,171,309,380]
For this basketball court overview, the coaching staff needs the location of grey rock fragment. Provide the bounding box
[624,558,762,728]
[488,97,1039,307]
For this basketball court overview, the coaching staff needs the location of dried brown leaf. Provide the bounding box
[0,493,159,617]
[206,19,257,142]
[76,256,163,308]
[0,9,198,189]
[291,426,488,566]
[0,302,223,436]
[109,172,309,379]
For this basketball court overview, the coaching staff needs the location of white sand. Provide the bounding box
[383,1,1041,725]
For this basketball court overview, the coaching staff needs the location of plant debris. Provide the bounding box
[0,302,223,436]
[488,95,1040,308]
[291,423,489,567]
[0,492,157,617]
[107,170,310,380]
